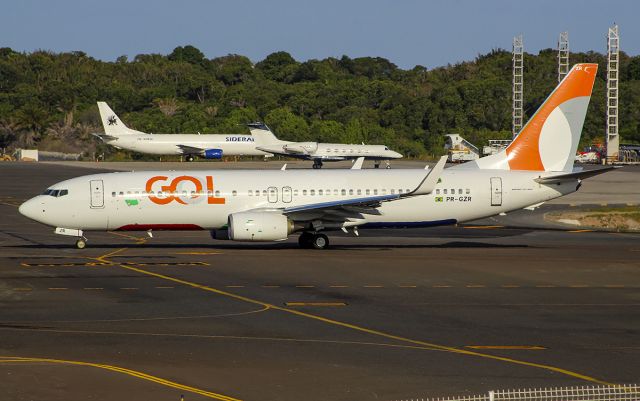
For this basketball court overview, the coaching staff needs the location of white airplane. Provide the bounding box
[249,123,403,169]
[20,64,612,249]
[94,102,278,161]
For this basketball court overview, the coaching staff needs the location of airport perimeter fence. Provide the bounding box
[391,384,640,401]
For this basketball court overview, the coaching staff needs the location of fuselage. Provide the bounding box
[106,134,269,156]
[259,142,402,161]
[19,169,578,232]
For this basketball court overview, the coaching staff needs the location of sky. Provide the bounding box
[3,0,639,69]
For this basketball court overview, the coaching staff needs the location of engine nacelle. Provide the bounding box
[283,142,318,154]
[203,148,223,159]
[228,212,293,241]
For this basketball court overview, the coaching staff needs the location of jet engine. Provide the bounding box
[283,142,318,154]
[203,149,223,159]
[228,212,293,241]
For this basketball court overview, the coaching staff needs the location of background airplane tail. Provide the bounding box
[97,102,140,137]
[459,63,598,172]
[247,122,285,145]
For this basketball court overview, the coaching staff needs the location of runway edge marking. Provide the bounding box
[93,248,616,386]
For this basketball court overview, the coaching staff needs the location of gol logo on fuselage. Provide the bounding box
[145,175,226,205]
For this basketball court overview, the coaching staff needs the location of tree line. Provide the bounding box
[0,45,639,160]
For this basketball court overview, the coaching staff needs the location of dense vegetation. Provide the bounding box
[0,45,639,160]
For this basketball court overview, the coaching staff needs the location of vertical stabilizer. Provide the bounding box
[247,122,285,145]
[97,102,142,137]
[459,63,598,172]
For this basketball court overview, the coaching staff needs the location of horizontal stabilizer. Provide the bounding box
[534,166,617,184]
[92,133,118,142]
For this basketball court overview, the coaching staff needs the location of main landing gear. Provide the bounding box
[312,160,323,169]
[298,232,329,249]
[185,155,195,162]
[374,160,391,169]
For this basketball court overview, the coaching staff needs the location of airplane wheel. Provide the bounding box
[186,155,195,162]
[76,239,86,249]
[298,232,313,248]
[310,234,329,250]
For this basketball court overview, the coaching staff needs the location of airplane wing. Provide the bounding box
[534,166,617,184]
[280,156,447,223]
[176,144,204,154]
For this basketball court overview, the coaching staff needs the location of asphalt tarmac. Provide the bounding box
[0,162,638,401]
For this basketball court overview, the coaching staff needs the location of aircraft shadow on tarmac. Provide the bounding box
[7,241,531,250]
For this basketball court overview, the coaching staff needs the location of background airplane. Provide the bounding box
[94,102,278,161]
[249,123,403,168]
[21,64,612,249]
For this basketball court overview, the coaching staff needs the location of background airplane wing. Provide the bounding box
[176,144,204,154]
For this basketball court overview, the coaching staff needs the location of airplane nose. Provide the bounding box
[19,198,42,222]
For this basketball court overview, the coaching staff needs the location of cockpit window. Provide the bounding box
[42,189,68,197]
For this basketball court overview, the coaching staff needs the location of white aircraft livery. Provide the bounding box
[94,102,278,161]
[249,123,403,168]
[21,64,612,249]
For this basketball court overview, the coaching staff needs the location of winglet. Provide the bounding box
[351,157,365,170]
[406,156,447,196]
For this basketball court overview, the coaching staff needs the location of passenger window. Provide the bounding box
[382,189,387,195]
[357,189,362,195]
[406,189,410,193]
[294,190,299,196]
[349,189,354,195]
[374,189,378,195]
[444,189,448,194]
[135,191,140,195]
[303,190,307,195]
[326,189,330,195]
[398,189,403,194]
[191,191,196,196]
[318,189,323,195]
[232,190,237,196]
[262,190,267,196]
[248,190,253,196]
[466,188,470,194]
[458,189,463,195]
[310,189,315,195]
[436,189,440,195]
[182,190,188,196]
[119,191,124,196]
[215,190,220,197]
[451,188,455,194]
[112,192,116,197]
[333,189,338,195]
[366,189,370,195]
[341,189,346,195]
[391,189,395,194]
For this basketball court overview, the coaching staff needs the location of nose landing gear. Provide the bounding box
[312,160,323,169]
[75,238,87,249]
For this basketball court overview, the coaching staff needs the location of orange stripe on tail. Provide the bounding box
[506,64,598,171]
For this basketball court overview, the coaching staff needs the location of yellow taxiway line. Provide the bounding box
[0,356,240,401]
[88,247,616,386]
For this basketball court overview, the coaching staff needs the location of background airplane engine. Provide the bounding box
[228,212,293,241]
[203,149,223,159]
